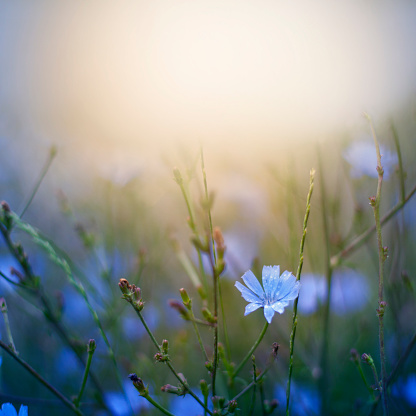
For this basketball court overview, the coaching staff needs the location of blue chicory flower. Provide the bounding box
[235,265,300,323]
[0,403,28,416]
[343,140,398,179]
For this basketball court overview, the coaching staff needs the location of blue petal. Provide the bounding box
[235,282,262,304]
[1,403,18,416]
[271,300,290,314]
[263,305,275,323]
[262,265,279,300]
[244,302,263,316]
[273,272,300,301]
[241,270,264,299]
[18,406,28,416]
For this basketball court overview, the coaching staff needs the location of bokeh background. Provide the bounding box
[0,1,416,415]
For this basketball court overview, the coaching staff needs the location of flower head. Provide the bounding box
[0,403,28,416]
[235,266,300,323]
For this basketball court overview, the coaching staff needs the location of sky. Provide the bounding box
[0,0,416,177]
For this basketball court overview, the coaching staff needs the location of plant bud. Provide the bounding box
[179,288,192,309]
[128,373,148,396]
[87,339,96,353]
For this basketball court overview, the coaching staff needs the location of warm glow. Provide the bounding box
[1,0,415,166]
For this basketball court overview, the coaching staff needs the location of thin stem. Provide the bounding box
[144,394,177,416]
[74,341,96,408]
[0,340,85,416]
[0,298,18,354]
[0,220,106,405]
[367,115,388,416]
[317,147,333,415]
[130,302,213,415]
[368,330,416,416]
[212,265,219,396]
[330,183,416,267]
[352,358,375,397]
[19,146,57,219]
[286,169,315,416]
[233,322,269,378]
[248,356,257,416]
[390,122,405,203]
[189,309,209,362]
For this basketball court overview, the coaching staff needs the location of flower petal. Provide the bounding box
[271,300,290,314]
[235,281,262,304]
[241,270,264,299]
[273,272,300,301]
[244,302,263,316]
[262,265,279,300]
[1,403,18,416]
[18,406,28,416]
[263,304,275,323]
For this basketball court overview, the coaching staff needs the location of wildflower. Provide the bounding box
[0,403,28,416]
[343,140,398,179]
[235,266,300,323]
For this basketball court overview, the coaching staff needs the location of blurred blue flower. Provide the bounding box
[235,265,300,323]
[297,269,369,316]
[392,373,416,407]
[343,140,398,179]
[0,403,28,416]
[274,382,320,416]
[104,381,151,416]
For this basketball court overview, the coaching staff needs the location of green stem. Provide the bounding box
[369,330,416,416]
[0,298,18,354]
[286,169,315,416]
[368,115,388,416]
[317,147,333,415]
[352,358,375,397]
[189,309,209,362]
[19,146,57,219]
[0,220,107,406]
[0,340,85,416]
[248,356,257,416]
[233,322,269,378]
[144,394,177,416]
[330,183,416,267]
[74,341,96,408]
[212,266,219,396]
[130,302,213,415]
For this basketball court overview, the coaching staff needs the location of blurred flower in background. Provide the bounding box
[103,380,151,416]
[0,403,28,416]
[298,269,370,316]
[343,139,398,179]
[274,382,321,416]
[392,373,416,408]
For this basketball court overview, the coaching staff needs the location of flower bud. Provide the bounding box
[161,384,185,395]
[118,278,130,295]
[205,361,214,373]
[168,300,190,320]
[179,288,192,309]
[361,353,374,366]
[87,339,96,353]
[128,373,148,396]
[350,349,359,364]
[162,339,169,355]
[173,167,183,185]
[201,307,217,324]
[200,379,209,398]
[227,399,238,413]
[369,196,376,207]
